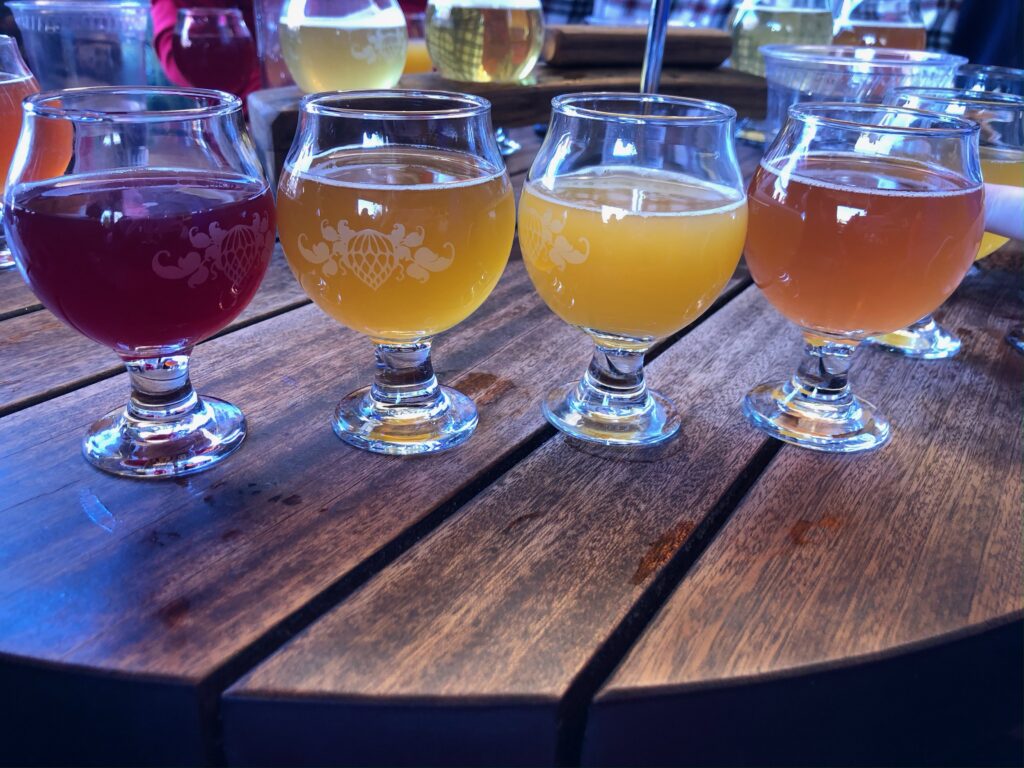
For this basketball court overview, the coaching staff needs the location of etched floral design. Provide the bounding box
[152,212,273,293]
[352,27,406,65]
[518,206,589,269]
[297,220,454,290]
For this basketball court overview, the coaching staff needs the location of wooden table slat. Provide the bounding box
[582,266,1024,767]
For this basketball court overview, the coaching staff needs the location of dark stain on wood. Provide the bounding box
[282,494,302,507]
[632,520,697,585]
[789,515,843,546]
[502,511,545,535]
[221,529,243,543]
[459,372,516,406]
[148,530,181,547]
[156,597,190,628]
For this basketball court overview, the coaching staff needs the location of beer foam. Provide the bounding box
[429,0,541,9]
[525,167,746,218]
[281,6,405,28]
[760,154,982,199]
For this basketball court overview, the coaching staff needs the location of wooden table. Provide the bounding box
[0,128,1020,767]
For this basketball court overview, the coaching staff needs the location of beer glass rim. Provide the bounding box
[25,86,242,123]
[178,6,246,17]
[301,90,491,120]
[762,44,966,70]
[894,86,1024,109]
[551,92,736,125]
[958,63,1024,79]
[789,102,979,137]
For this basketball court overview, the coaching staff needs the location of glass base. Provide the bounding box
[1008,326,1024,354]
[542,380,680,447]
[867,316,961,360]
[333,384,478,455]
[83,395,246,478]
[743,379,890,453]
[0,247,15,270]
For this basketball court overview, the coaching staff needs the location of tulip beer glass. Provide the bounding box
[173,8,258,96]
[277,91,514,454]
[744,104,984,452]
[869,88,1024,358]
[0,35,39,270]
[4,87,275,476]
[518,94,747,446]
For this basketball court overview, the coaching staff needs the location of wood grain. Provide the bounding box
[0,248,306,416]
[542,25,731,68]
[220,282,781,767]
[0,265,41,319]
[0,259,597,765]
[584,266,1024,766]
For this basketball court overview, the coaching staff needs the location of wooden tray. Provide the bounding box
[542,25,731,68]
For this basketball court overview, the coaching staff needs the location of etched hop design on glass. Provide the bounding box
[279,0,409,92]
[519,93,748,447]
[866,87,1024,360]
[3,87,275,478]
[743,103,984,453]
[277,90,515,455]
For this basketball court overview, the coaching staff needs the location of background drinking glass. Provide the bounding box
[956,64,1024,97]
[277,91,514,455]
[4,87,275,477]
[172,8,258,96]
[279,0,408,92]
[868,87,1024,358]
[743,103,984,452]
[425,0,543,83]
[727,0,834,78]
[832,0,926,49]
[0,34,37,271]
[403,12,432,73]
[518,93,747,447]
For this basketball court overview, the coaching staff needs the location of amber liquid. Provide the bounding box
[832,22,927,49]
[278,147,515,341]
[746,154,984,336]
[0,75,38,192]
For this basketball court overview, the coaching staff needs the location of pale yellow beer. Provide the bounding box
[278,147,515,341]
[279,12,408,92]
[978,147,1024,259]
[425,0,543,83]
[518,168,747,339]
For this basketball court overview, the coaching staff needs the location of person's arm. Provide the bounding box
[150,0,190,87]
[984,183,1024,242]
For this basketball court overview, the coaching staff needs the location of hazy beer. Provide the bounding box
[746,153,984,336]
[977,148,1024,258]
[278,147,514,341]
[518,168,747,339]
[279,12,407,91]
[426,0,543,82]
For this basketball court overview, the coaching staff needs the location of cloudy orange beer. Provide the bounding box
[746,153,985,337]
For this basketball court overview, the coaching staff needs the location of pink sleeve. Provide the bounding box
[150,0,191,87]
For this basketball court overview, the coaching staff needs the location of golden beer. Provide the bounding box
[425,0,543,83]
[518,168,747,339]
[278,147,515,341]
[279,12,407,92]
[978,147,1024,258]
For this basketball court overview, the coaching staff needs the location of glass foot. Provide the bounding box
[333,384,477,455]
[83,395,246,478]
[743,379,890,453]
[542,380,680,447]
[867,316,960,359]
[1008,326,1024,354]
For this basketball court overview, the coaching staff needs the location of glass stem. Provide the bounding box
[371,340,441,407]
[576,340,651,412]
[791,334,858,406]
[125,352,200,422]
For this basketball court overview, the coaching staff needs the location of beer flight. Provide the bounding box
[0,43,1021,477]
